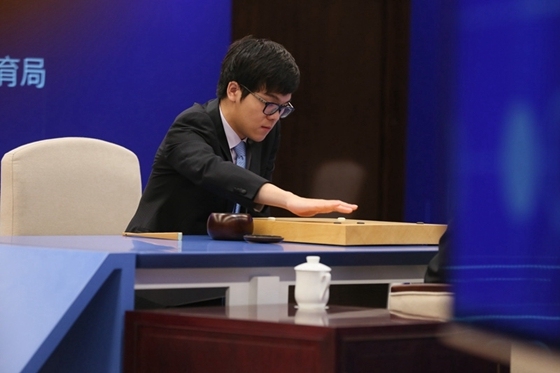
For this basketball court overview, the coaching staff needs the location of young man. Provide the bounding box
[126,36,357,235]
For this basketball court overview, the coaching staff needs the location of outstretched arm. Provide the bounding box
[255,183,358,217]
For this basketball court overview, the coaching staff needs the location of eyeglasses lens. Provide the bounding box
[279,105,293,118]
[262,103,279,116]
[263,104,293,118]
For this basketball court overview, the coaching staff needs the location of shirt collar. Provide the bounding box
[219,106,244,150]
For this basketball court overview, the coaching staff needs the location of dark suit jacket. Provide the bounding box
[424,225,450,283]
[126,99,281,234]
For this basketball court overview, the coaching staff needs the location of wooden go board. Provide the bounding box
[252,217,447,246]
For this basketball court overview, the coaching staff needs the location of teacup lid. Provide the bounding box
[294,256,331,272]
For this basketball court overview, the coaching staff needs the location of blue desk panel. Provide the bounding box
[0,235,438,269]
[0,243,135,373]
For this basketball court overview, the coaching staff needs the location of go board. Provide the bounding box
[252,217,447,246]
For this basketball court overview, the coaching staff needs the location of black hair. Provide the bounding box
[216,36,300,99]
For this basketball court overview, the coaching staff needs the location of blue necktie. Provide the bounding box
[233,141,246,169]
[233,141,246,213]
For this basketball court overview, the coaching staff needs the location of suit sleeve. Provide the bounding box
[160,110,276,209]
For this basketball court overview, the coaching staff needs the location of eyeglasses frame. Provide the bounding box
[239,84,295,119]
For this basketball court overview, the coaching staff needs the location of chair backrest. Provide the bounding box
[0,137,142,235]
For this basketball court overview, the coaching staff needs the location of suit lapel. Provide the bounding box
[206,99,232,162]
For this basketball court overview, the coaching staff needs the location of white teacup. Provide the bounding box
[294,256,331,309]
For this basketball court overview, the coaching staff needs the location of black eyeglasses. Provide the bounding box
[240,84,295,119]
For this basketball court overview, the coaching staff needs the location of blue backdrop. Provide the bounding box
[405,0,455,224]
[448,0,560,350]
[1,0,230,186]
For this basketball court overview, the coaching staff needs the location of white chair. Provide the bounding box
[0,137,142,235]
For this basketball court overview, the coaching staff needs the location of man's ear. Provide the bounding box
[226,81,242,102]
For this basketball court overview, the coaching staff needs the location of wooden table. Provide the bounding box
[124,304,502,373]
